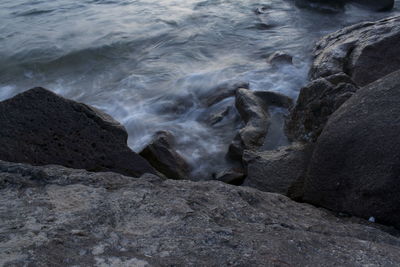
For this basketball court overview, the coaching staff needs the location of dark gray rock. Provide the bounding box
[351,0,394,11]
[311,16,400,87]
[267,51,293,66]
[0,87,155,177]
[302,70,400,229]
[228,89,293,160]
[214,168,245,185]
[139,131,191,180]
[201,81,249,107]
[2,160,400,266]
[286,73,358,141]
[243,143,313,195]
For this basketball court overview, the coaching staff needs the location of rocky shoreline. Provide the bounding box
[2,11,400,267]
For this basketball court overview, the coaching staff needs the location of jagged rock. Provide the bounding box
[0,87,155,177]
[311,16,400,87]
[140,131,191,180]
[228,89,293,160]
[2,160,400,266]
[302,70,400,229]
[214,168,245,185]
[286,73,358,141]
[243,143,313,195]
[267,51,293,66]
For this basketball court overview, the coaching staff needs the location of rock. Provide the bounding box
[294,0,346,13]
[267,51,293,66]
[201,81,249,107]
[139,131,191,180]
[0,87,155,177]
[302,70,400,228]
[243,143,313,195]
[214,168,245,185]
[351,0,394,11]
[311,16,400,87]
[228,89,293,160]
[2,160,400,266]
[286,73,358,141]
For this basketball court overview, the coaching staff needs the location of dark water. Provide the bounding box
[0,0,399,179]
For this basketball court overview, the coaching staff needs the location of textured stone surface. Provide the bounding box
[0,87,155,177]
[1,160,400,266]
[302,70,400,229]
[311,16,400,87]
[243,143,313,195]
[139,131,191,180]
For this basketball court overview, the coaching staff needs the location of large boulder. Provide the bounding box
[302,70,400,228]
[0,87,156,177]
[311,16,400,87]
[139,131,191,180]
[2,160,400,266]
[243,143,313,195]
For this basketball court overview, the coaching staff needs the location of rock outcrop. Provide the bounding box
[287,16,400,142]
[301,70,400,229]
[139,131,191,180]
[2,160,400,266]
[311,16,400,87]
[0,87,156,177]
[243,142,313,195]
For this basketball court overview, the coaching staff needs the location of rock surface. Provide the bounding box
[243,143,313,195]
[311,16,400,87]
[302,70,400,229]
[2,160,400,266]
[139,131,191,180]
[286,73,358,141]
[229,89,293,159]
[0,87,155,177]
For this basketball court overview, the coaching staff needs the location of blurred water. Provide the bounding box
[0,0,399,179]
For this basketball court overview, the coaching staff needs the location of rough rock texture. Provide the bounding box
[229,89,293,159]
[302,70,400,229]
[2,160,400,266]
[311,16,400,87]
[286,73,358,141]
[243,143,313,195]
[0,87,155,177]
[139,131,191,180]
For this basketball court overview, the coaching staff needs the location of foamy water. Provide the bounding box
[0,0,399,178]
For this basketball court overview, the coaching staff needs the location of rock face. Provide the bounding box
[311,16,400,87]
[287,16,400,142]
[302,70,400,228]
[0,87,156,177]
[139,131,191,180]
[2,160,400,266]
[229,89,293,159]
[243,143,313,195]
[286,73,358,141]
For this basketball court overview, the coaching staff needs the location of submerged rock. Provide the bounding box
[302,70,400,229]
[267,51,293,66]
[243,142,313,195]
[311,16,400,87]
[0,87,155,177]
[1,160,400,266]
[140,131,191,180]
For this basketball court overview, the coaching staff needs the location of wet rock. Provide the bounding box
[294,0,346,13]
[302,70,400,229]
[228,89,293,159]
[201,81,249,107]
[140,131,191,180]
[243,143,313,195]
[286,73,358,141]
[311,16,400,87]
[267,51,293,66]
[214,168,245,185]
[351,0,394,11]
[0,87,155,177]
[2,160,400,266]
